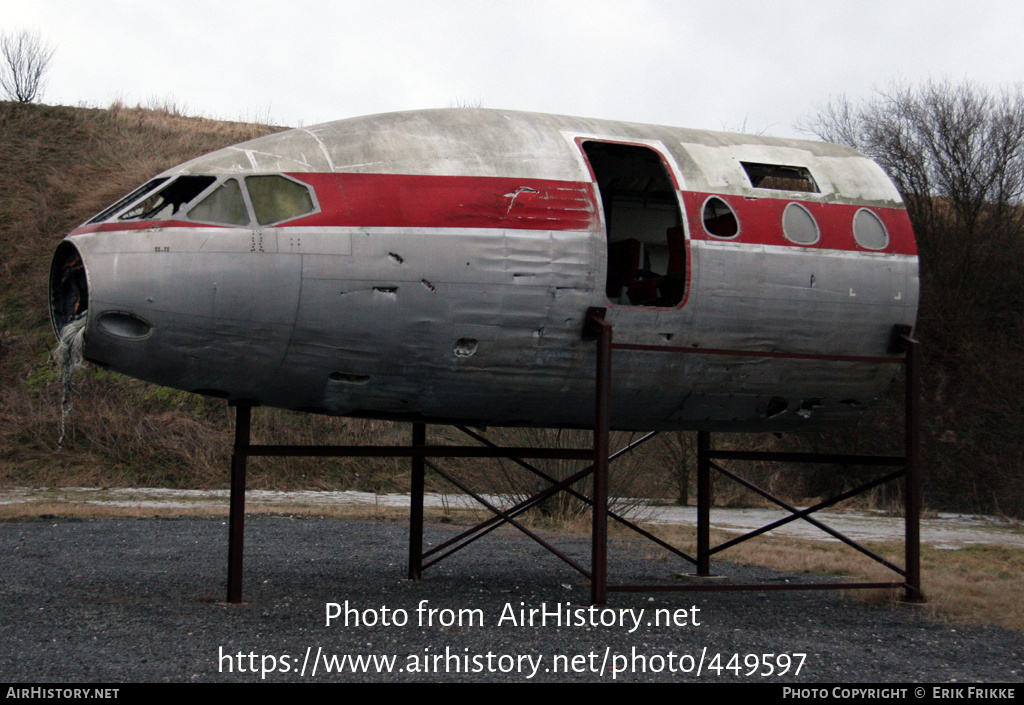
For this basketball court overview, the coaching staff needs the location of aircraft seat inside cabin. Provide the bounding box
[606,238,646,301]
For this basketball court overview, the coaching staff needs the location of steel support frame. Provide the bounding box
[583,307,924,603]
[227,402,251,603]
[224,407,606,603]
[223,316,922,605]
[224,416,685,604]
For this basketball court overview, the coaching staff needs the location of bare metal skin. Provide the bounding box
[50,109,917,431]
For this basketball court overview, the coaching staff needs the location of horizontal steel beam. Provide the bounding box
[705,450,905,466]
[236,444,593,460]
[608,581,905,593]
[611,342,900,365]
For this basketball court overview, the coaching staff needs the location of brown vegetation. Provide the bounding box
[647,524,1024,632]
[1,101,279,487]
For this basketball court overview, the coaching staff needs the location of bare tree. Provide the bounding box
[0,29,55,103]
[800,80,1024,309]
[799,80,1024,517]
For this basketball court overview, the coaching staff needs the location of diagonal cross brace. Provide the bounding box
[455,426,696,565]
[707,461,907,575]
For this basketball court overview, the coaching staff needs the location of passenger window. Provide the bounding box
[118,176,216,221]
[782,202,820,245]
[853,208,889,250]
[246,175,315,225]
[702,197,739,238]
[187,179,250,225]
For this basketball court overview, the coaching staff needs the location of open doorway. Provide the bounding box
[582,141,686,307]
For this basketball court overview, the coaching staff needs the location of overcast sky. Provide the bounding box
[5,1,1023,138]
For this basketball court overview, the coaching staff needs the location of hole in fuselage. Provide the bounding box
[329,372,371,385]
[763,397,789,419]
[50,241,89,337]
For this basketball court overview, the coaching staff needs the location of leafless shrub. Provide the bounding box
[463,427,668,525]
[0,30,55,103]
[657,431,696,505]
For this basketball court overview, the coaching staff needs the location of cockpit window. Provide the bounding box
[246,175,315,225]
[118,175,217,221]
[186,178,250,226]
[87,178,169,224]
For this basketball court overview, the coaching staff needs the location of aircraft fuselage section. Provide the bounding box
[51,109,918,431]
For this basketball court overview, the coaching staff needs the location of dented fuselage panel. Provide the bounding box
[50,108,918,431]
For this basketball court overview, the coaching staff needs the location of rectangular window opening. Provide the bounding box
[741,162,819,193]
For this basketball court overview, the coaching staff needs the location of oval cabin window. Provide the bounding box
[853,208,889,250]
[702,196,739,238]
[782,202,819,245]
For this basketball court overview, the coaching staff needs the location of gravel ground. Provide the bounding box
[1,514,1021,683]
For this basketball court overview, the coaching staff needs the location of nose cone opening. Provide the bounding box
[50,240,89,338]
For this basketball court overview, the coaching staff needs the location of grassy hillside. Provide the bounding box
[0,102,1020,518]
[0,101,291,488]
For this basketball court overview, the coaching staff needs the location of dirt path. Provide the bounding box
[3,487,1021,548]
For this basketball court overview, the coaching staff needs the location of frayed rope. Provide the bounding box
[51,316,88,451]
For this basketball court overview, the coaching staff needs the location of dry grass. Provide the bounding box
[1,369,418,492]
[915,544,1024,630]
[0,501,231,520]
[0,100,284,490]
[641,524,1024,632]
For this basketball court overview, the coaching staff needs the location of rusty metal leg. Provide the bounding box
[903,337,924,602]
[227,402,251,603]
[591,317,611,605]
[697,430,711,576]
[408,422,426,580]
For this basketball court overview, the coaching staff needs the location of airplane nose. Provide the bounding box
[49,240,89,338]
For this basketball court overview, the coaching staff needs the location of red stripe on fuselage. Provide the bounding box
[287,173,600,232]
[69,173,917,256]
[680,192,917,256]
